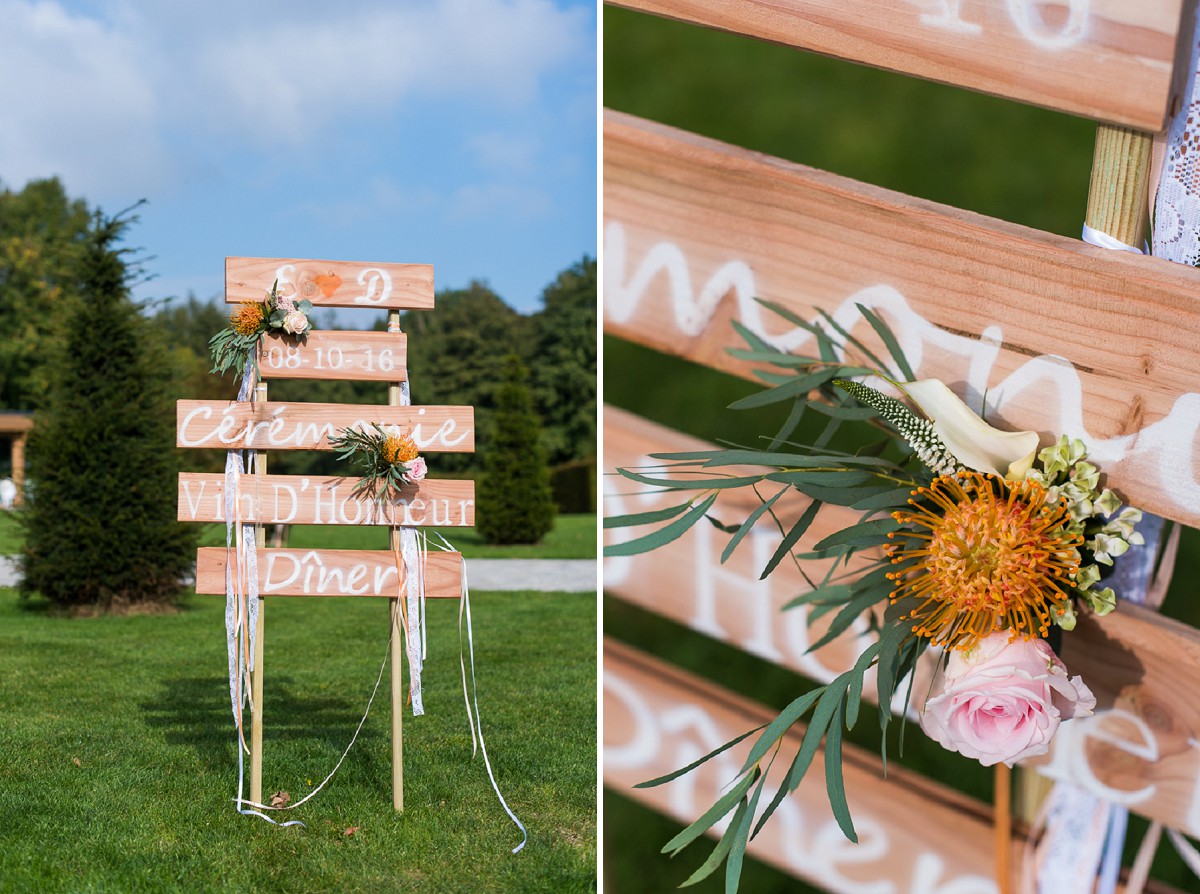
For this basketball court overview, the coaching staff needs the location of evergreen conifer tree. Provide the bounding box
[476,354,555,544]
[19,214,195,608]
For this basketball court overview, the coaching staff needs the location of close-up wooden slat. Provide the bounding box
[226,256,435,309]
[603,110,1200,528]
[605,638,1015,893]
[177,473,474,527]
[195,548,463,599]
[607,0,1188,130]
[257,330,408,382]
[175,400,474,452]
[604,404,1200,836]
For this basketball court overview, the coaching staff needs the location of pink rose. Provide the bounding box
[406,456,427,482]
[283,310,309,335]
[920,633,1095,766]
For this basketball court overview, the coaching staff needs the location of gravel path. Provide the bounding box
[0,556,596,593]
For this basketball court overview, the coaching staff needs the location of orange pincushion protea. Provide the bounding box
[886,471,1082,651]
[230,302,265,336]
[381,434,419,465]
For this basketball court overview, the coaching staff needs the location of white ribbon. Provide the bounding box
[421,531,528,853]
[1080,223,1145,254]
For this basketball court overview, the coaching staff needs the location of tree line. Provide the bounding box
[1,178,597,480]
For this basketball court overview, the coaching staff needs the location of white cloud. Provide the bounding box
[0,0,168,197]
[469,130,540,175]
[448,181,553,221]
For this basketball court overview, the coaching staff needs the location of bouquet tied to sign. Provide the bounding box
[606,302,1143,887]
[209,280,315,376]
[329,423,428,504]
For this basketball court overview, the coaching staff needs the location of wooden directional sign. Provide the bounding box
[604,110,1200,530]
[176,400,474,452]
[227,257,434,309]
[611,0,1188,130]
[178,473,474,527]
[258,330,407,382]
[196,548,463,599]
[606,640,1015,893]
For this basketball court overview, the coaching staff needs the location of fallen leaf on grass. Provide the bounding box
[269,791,291,808]
[343,827,359,837]
[71,757,81,767]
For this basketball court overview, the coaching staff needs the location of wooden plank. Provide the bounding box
[176,400,473,452]
[610,0,1188,130]
[605,404,1200,836]
[177,473,475,526]
[258,330,407,382]
[195,547,463,599]
[603,110,1200,528]
[604,639,1013,893]
[226,257,434,310]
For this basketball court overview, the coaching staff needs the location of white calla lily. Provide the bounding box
[903,379,1039,479]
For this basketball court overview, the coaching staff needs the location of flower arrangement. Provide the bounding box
[329,424,427,503]
[606,302,1143,888]
[209,281,315,376]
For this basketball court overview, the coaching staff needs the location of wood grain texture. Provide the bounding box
[177,473,475,526]
[176,400,474,452]
[605,639,1016,893]
[605,404,1200,836]
[226,257,434,309]
[195,547,463,599]
[609,0,1188,130]
[603,110,1200,527]
[257,330,407,382]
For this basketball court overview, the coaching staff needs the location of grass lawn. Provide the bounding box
[0,586,596,893]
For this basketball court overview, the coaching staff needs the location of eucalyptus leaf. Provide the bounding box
[634,724,765,791]
[720,487,787,563]
[824,701,857,842]
[856,303,915,382]
[661,770,758,856]
[604,493,718,557]
[760,499,822,579]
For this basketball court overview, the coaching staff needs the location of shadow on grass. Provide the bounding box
[140,673,387,772]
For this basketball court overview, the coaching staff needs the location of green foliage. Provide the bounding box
[19,214,196,608]
[477,355,556,544]
[551,456,596,514]
[0,178,93,410]
[399,281,532,475]
[531,257,597,466]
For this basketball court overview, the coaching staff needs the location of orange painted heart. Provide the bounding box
[315,273,342,298]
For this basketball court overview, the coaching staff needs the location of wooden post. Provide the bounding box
[1084,124,1153,248]
[11,433,26,507]
[251,378,267,806]
[388,308,404,813]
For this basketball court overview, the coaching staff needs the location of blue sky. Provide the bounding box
[0,0,597,322]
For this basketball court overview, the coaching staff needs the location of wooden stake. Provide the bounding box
[388,309,404,813]
[250,379,267,806]
[994,763,1012,894]
[1084,124,1153,248]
